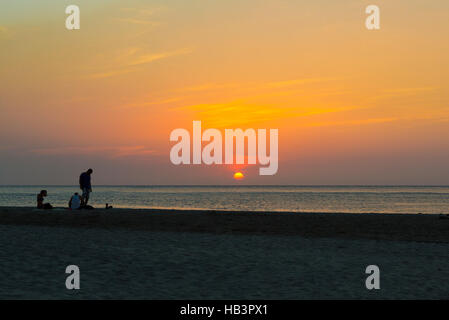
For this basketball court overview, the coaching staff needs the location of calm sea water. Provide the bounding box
[0,186,448,214]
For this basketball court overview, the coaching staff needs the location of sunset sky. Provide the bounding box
[1,0,449,185]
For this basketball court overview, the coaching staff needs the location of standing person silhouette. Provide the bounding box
[79,168,93,206]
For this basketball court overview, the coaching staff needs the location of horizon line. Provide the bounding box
[1,184,449,187]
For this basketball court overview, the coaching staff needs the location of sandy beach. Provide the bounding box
[0,207,448,242]
[0,207,448,299]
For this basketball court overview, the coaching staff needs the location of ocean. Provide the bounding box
[0,185,448,214]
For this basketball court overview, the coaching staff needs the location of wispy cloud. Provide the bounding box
[120,97,185,109]
[177,100,355,128]
[85,3,190,79]
[180,82,245,92]
[127,48,192,66]
[266,78,335,88]
[168,77,351,127]
[89,68,135,79]
[115,77,343,115]
[114,6,164,33]
[119,7,162,16]
[30,146,158,158]
[370,87,438,101]
[383,87,436,94]
[87,47,193,79]
[179,78,335,93]
[307,117,399,127]
[176,101,293,127]
[116,18,160,26]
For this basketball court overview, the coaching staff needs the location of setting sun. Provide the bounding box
[233,172,244,180]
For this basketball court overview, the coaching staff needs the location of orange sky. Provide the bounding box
[1,0,449,185]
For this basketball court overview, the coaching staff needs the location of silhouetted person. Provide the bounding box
[69,192,82,210]
[37,190,53,209]
[79,168,93,206]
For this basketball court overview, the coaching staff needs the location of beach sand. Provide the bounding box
[1,207,448,242]
[0,207,448,299]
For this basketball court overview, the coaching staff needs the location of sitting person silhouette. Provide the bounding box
[69,192,82,210]
[37,190,53,209]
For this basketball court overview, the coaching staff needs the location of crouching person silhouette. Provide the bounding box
[69,192,82,210]
[37,190,53,209]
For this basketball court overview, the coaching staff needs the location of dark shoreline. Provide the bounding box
[1,207,448,243]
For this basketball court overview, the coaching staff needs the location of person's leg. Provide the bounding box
[81,188,88,205]
[84,189,90,205]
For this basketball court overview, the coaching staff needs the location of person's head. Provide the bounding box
[87,168,93,175]
[40,190,47,197]
[74,192,79,196]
